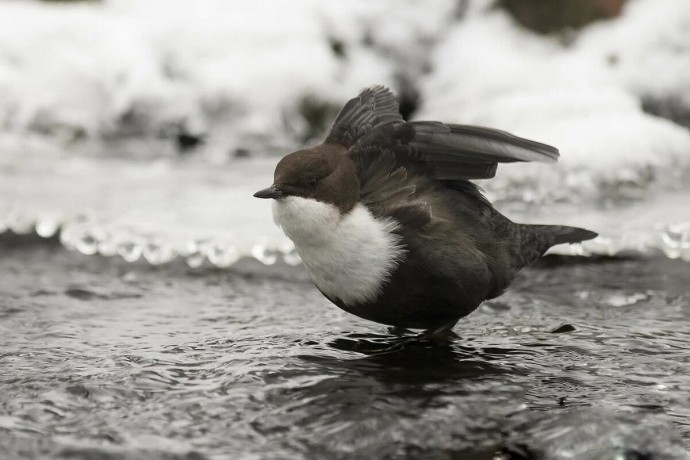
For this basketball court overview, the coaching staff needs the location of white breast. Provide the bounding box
[272,196,405,306]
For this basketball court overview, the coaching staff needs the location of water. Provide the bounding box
[1,238,688,459]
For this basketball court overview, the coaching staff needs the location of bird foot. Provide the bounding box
[369,320,460,354]
[415,320,460,342]
[417,328,459,342]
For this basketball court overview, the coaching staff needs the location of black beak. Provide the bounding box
[253,184,284,199]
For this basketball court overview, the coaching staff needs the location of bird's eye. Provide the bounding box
[307,177,317,187]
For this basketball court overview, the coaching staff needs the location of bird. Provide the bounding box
[254,85,597,337]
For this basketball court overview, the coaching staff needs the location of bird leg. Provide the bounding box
[370,320,460,355]
[416,320,460,342]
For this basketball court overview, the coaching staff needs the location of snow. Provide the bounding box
[0,0,454,157]
[1,0,690,265]
[419,0,690,190]
[1,0,687,169]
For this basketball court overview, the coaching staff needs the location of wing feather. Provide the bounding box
[325,86,403,148]
[408,121,559,165]
[327,86,560,228]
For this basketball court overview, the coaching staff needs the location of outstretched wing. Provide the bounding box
[331,86,559,226]
[330,86,559,182]
[405,121,558,179]
[325,85,403,148]
[353,121,559,181]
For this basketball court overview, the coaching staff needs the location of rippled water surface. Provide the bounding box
[1,237,689,459]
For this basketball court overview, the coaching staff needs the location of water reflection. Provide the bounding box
[316,335,517,385]
[253,340,525,457]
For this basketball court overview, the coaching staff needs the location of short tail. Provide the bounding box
[531,225,598,246]
[510,224,599,273]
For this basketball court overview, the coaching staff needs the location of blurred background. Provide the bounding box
[2,2,690,459]
[1,0,689,267]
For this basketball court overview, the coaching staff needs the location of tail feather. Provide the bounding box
[533,225,599,246]
[513,224,598,269]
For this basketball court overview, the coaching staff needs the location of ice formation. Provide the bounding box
[1,0,689,266]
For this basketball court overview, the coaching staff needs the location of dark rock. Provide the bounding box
[498,0,627,34]
[176,132,204,153]
[64,287,100,301]
[297,95,340,142]
[65,384,90,398]
[549,323,576,333]
[233,148,251,159]
[327,36,346,59]
[642,96,690,130]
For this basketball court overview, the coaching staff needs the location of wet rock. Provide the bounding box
[642,96,690,131]
[65,384,90,399]
[64,287,101,301]
[549,323,576,333]
[64,287,141,301]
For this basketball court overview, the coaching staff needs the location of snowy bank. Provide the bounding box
[1,0,690,266]
[420,0,690,201]
[0,0,454,158]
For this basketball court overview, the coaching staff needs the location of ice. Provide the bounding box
[2,146,690,266]
[0,147,288,264]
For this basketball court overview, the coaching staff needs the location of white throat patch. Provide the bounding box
[272,196,404,306]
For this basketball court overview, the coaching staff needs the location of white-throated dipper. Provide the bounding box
[254,86,597,336]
